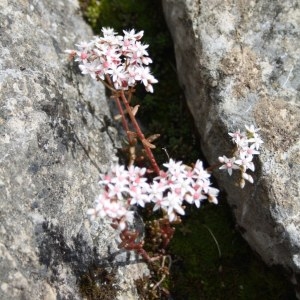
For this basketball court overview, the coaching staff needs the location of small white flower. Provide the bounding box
[129,185,151,207]
[218,155,240,176]
[135,66,158,92]
[240,144,260,157]
[193,160,211,181]
[248,134,264,150]
[219,125,263,187]
[184,184,207,208]
[162,192,185,222]
[123,29,144,41]
[235,155,255,172]
[107,64,127,89]
[102,27,117,36]
[228,129,243,144]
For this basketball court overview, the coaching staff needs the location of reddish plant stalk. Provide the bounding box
[205,162,222,173]
[104,75,133,145]
[113,96,133,144]
[119,90,160,175]
[119,230,162,262]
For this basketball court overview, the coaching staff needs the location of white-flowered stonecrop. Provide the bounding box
[87,159,219,230]
[218,125,263,188]
[66,27,158,93]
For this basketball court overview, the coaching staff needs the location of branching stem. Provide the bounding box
[119,90,160,175]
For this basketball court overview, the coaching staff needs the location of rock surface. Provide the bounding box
[0,0,145,299]
[163,0,300,285]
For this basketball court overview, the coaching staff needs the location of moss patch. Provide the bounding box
[169,200,294,299]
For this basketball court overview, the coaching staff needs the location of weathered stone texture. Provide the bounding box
[0,0,145,299]
[163,0,300,281]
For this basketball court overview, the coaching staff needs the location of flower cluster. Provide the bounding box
[66,27,158,93]
[218,125,263,188]
[87,159,219,230]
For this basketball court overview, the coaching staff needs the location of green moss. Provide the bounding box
[78,1,295,299]
[169,201,294,299]
[79,0,101,29]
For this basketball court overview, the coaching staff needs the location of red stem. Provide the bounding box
[205,162,222,173]
[104,75,133,144]
[114,96,133,143]
[119,90,160,175]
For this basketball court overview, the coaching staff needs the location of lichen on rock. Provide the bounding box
[163,0,300,291]
[0,1,147,299]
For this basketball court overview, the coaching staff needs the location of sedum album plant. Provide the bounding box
[219,125,263,188]
[66,27,263,267]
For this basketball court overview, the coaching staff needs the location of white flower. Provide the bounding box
[151,193,165,212]
[123,29,144,41]
[79,61,103,80]
[67,27,158,93]
[88,158,220,230]
[162,192,185,222]
[240,144,260,158]
[102,27,118,36]
[228,129,243,144]
[193,160,211,181]
[184,183,207,208]
[75,40,95,51]
[129,185,151,207]
[248,134,264,150]
[218,155,240,176]
[135,66,158,93]
[235,155,255,172]
[219,125,263,187]
[134,41,149,57]
[164,159,185,180]
[107,64,127,89]
[195,178,210,194]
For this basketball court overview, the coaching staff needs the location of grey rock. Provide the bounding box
[0,0,146,299]
[163,0,300,285]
